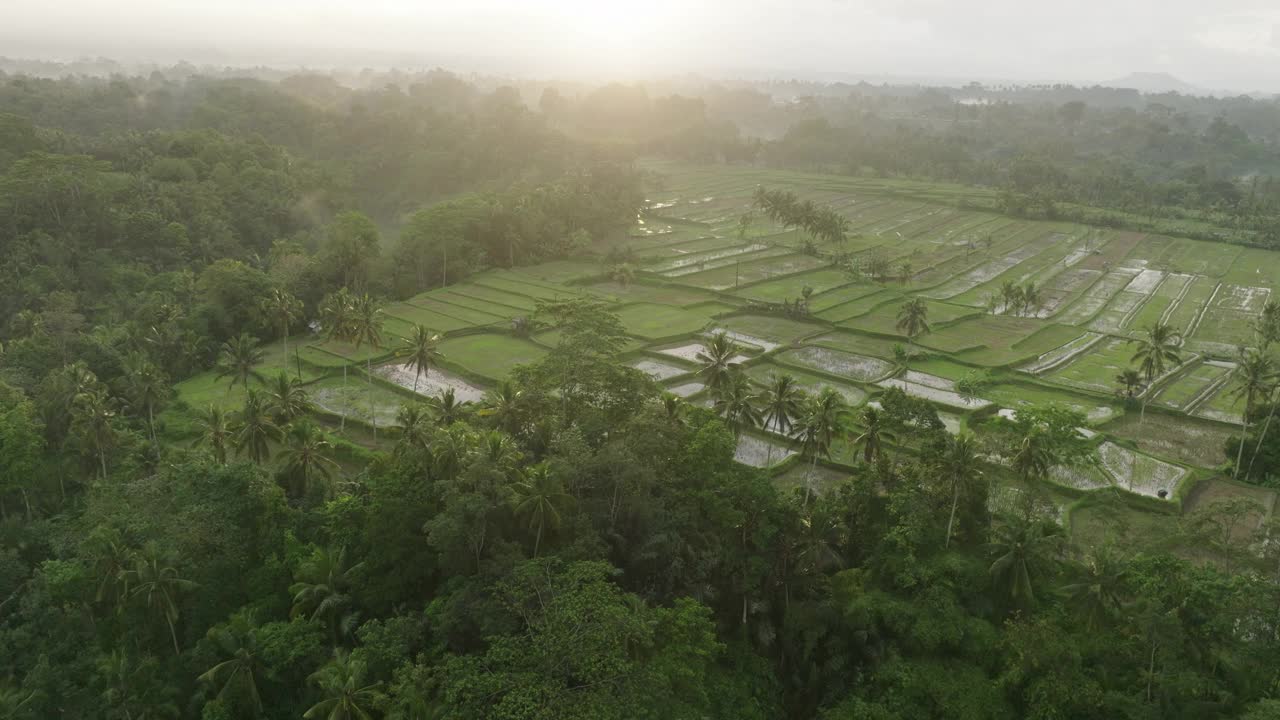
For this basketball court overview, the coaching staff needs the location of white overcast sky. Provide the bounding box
[5,0,1280,90]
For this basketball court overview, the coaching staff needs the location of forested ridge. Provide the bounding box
[1,67,1280,720]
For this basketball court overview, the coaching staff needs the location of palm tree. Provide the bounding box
[792,389,847,504]
[1020,282,1043,317]
[303,651,381,720]
[989,516,1060,609]
[395,403,433,455]
[1115,368,1145,402]
[72,388,116,480]
[401,324,442,395]
[1012,426,1054,484]
[1229,348,1276,478]
[430,387,472,426]
[762,373,805,465]
[478,380,522,435]
[320,288,356,431]
[266,371,312,423]
[896,298,930,357]
[123,354,168,447]
[511,462,574,557]
[193,405,232,465]
[853,406,896,463]
[197,615,264,716]
[998,280,1022,315]
[713,370,763,439]
[941,432,982,549]
[215,334,264,392]
[259,288,303,379]
[120,542,197,655]
[350,294,384,439]
[1129,322,1182,420]
[697,332,740,395]
[233,390,281,465]
[290,545,365,646]
[280,424,341,499]
[1061,547,1128,631]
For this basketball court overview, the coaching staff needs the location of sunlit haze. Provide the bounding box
[7,0,1280,90]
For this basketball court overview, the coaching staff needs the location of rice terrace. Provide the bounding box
[163,160,1280,560]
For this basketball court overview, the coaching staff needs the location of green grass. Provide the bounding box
[983,382,1118,423]
[1153,361,1232,411]
[734,268,855,302]
[806,283,885,312]
[173,371,252,412]
[1043,337,1135,394]
[614,302,735,340]
[586,281,720,307]
[436,333,548,380]
[814,288,903,322]
[675,253,829,290]
[840,299,980,337]
[714,314,827,343]
[927,317,1083,367]
[310,375,412,429]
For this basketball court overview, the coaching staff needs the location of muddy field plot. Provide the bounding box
[776,346,896,382]
[376,362,487,402]
[1097,441,1188,499]
[1103,412,1234,468]
[735,434,796,468]
[1181,478,1277,544]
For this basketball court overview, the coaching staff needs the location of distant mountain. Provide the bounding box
[1100,72,1205,95]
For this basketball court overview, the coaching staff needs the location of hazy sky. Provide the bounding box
[7,0,1280,90]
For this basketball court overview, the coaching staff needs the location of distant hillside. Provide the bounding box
[1101,72,1205,95]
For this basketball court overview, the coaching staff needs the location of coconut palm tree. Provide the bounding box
[259,288,303,379]
[1129,322,1182,420]
[792,389,848,504]
[120,542,197,655]
[511,462,574,557]
[72,388,117,479]
[215,334,264,392]
[1012,426,1054,484]
[401,324,442,395]
[350,294,384,439]
[1020,282,1043,317]
[1229,348,1277,478]
[233,390,281,465]
[123,354,168,447]
[697,332,739,395]
[478,380,522,435]
[1060,546,1128,631]
[303,651,381,720]
[430,387,472,426]
[713,370,763,439]
[280,424,341,499]
[854,406,896,464]
[290,545,365,646]
[941,432,983,549]
[1115,368,1145,402]
[266,371,312,424]
[896,298,930,357]
[320,288,356,431]
[197,615,265,716]
[989,515,1060,609]
[762,373,805,464]
[193,405,232,465]
[395,403,432,454]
